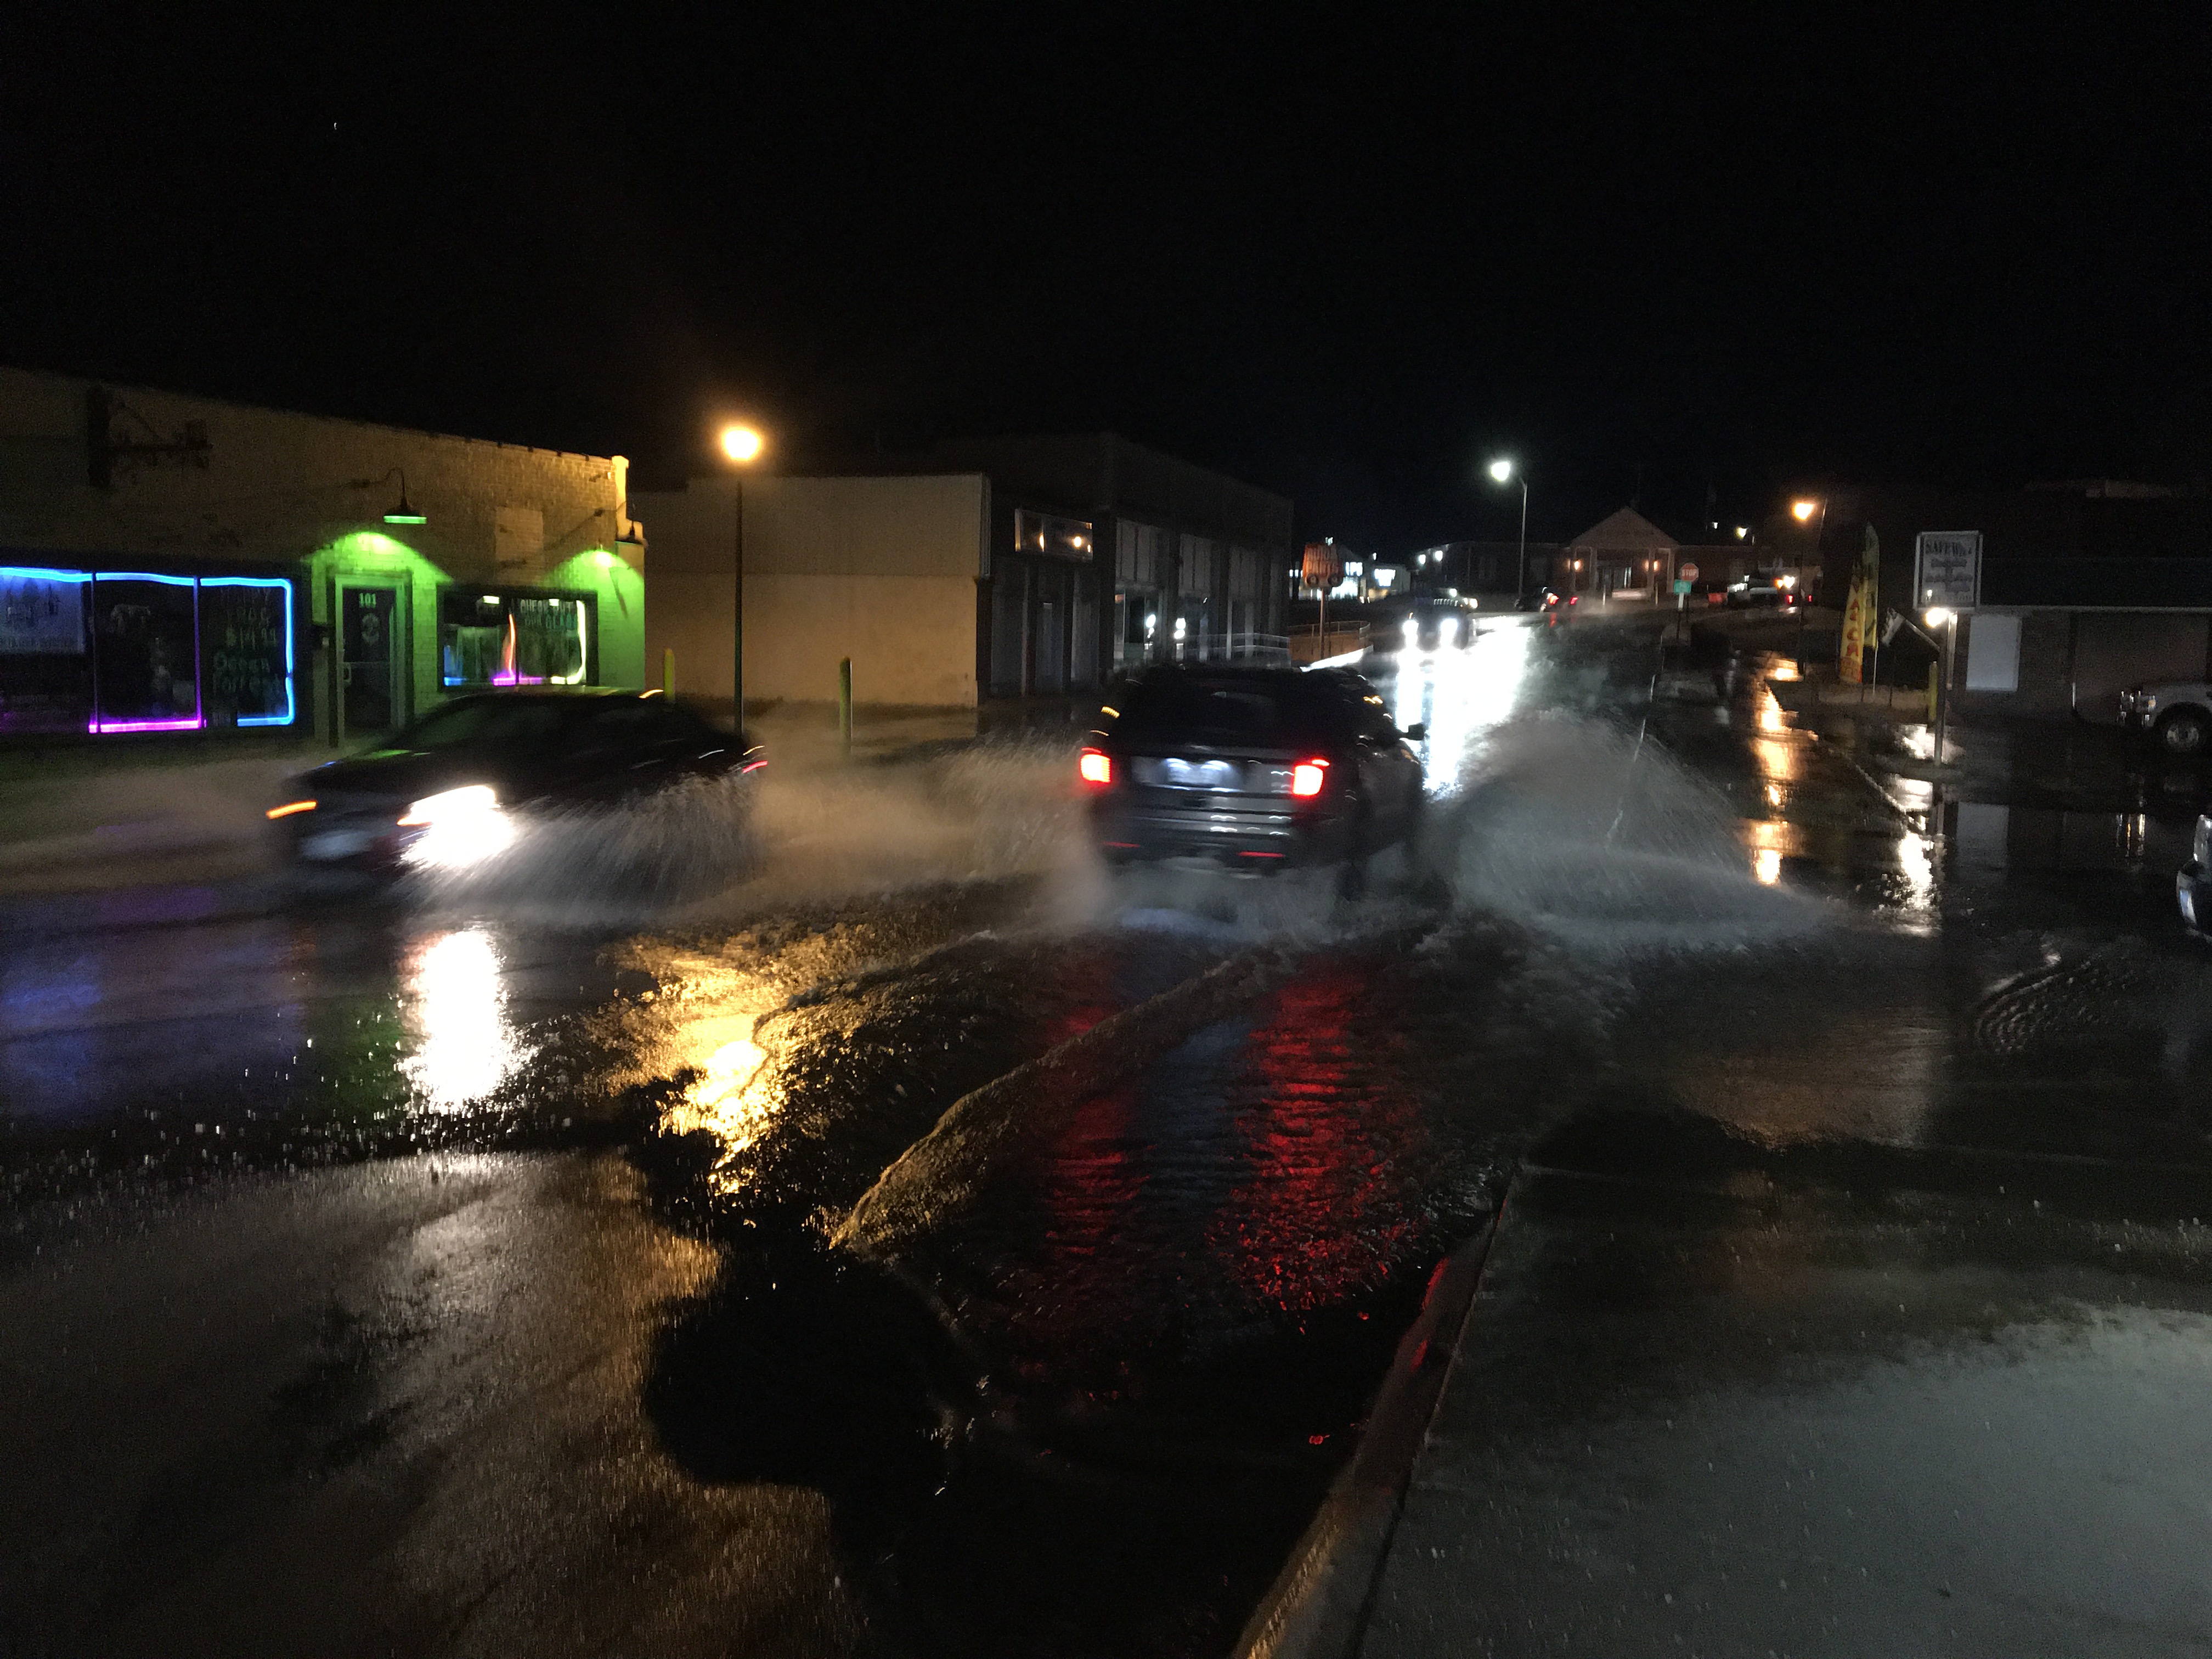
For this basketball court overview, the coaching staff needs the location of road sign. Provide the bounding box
[1672,578,1692,595]
[1301,542,1343,589]
[1678,562,1699,582]
[1914,531,1980,610]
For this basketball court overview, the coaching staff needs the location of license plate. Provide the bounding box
[1162,758,1238,790]
[300,828,380,861]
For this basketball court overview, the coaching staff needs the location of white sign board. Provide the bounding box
[1914,531,1981,611]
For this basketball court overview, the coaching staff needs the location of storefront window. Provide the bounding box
[0,567,93,735]
[0,566,296,736]
[439,590,591,688]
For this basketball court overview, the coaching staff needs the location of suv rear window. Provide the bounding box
[1115,677,1337,746]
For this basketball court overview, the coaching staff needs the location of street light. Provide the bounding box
[718,422,768,740]
[1488,458,1528,599]
[1787,495,1829,674]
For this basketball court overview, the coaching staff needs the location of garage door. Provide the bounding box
[2071,613,2210,724]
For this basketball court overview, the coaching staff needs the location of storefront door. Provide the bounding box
[338,584,404,738]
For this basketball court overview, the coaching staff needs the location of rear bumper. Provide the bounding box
[1092,799,1351,867]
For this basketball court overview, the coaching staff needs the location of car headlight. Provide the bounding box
[398,784,499,826]
[398,785,514,869]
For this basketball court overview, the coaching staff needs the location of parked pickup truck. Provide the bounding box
[2122,682,2212,755]
[2181,813,2212,929]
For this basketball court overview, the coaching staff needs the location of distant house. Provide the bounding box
[1558,509,1681,600]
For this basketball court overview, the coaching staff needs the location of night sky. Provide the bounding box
[3,6,2204,549]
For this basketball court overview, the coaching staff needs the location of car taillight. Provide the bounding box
[1290,759,1328,798]
[1079,749,1111,786]
[1568,595,1579,605]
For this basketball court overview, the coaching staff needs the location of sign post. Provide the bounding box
[1914,532,1980,764]
[1673,563,1697,644]
[1302,541,1345,656]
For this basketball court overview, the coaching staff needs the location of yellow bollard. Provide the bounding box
[1927,663,1939,723]
[662,647,675,696]
[838,658,854,754]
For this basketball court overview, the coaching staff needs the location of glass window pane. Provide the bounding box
[0,568,94,734]
[199,579,294,727]
[93,575,201,730]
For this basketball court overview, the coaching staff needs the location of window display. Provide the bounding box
[439,590,591,688]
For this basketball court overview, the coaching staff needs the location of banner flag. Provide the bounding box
[1839,572,1867,684]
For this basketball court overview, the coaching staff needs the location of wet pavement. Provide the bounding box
[5,610,2211,1655]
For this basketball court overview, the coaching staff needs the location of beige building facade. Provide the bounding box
[0,366,644,745]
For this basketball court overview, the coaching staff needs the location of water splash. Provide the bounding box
[1437,713,1823,951]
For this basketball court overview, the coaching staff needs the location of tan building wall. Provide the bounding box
[0,366,642,743]
[637,473,989,712]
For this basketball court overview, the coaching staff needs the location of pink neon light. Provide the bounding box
[89,717,207,734]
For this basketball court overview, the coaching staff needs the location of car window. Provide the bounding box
[1116,678,1331,745]
[400,699,571,750]
[581,701,714,748]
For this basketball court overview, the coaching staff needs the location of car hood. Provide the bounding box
[291,747,537,804]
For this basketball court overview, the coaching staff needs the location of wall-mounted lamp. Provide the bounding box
[383,470,426,525]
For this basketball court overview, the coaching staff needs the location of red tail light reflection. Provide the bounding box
[1290,759,1328,798]
[1079,749,1112,786]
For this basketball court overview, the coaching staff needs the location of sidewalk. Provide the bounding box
[0,735,323,896]
[1243,1111,2212,1658]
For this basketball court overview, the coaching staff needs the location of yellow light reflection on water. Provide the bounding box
[400,928,527,1111]
[662,1035,782,1150]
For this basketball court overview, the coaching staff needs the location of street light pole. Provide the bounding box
[718,422,766,742]
[1489,459,1528,596]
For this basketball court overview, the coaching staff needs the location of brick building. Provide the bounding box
[0,366,644,746]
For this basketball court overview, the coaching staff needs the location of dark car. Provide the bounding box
[266,690,753,874]
[1391,601,1476,653]
[1516,588,1578,611]
[1080,666,1425,872]
[1725,580,1801,611]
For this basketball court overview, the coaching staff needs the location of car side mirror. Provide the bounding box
[1403,723,1427,741]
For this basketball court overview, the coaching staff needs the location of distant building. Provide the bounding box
[634,433,1291,713]
[1813,484,2212,719]
[1405,540,1561,600]
[0,366,643,746]
[1558,509,1681,600]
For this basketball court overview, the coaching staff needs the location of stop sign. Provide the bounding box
[1678,561,1699,582]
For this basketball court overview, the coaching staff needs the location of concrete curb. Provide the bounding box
[1232,1199,1506,1659]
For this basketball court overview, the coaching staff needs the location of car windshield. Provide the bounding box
[397,699,575,751]
[1115,678,1334,746]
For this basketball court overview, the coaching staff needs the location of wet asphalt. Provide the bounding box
[5,611,2211,1657]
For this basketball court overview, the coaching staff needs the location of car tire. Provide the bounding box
[2157,708,2210,757]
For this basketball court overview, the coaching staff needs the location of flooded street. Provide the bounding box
[5,611,2210,1656]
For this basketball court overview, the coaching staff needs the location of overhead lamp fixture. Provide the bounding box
[383,471,426,524]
